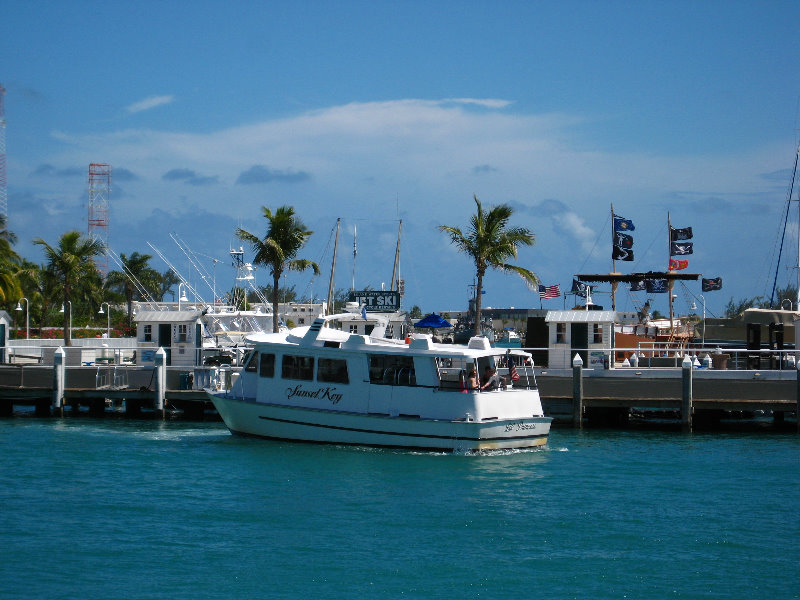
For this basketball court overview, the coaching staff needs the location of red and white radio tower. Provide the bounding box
[0,84,8,219]
[88,163,111,274]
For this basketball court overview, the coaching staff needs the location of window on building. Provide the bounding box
[177,324,188,343]
[593,324,603,344]
[556,323,566,344]
[143,324,152,342]
[369,355,415,386]
[259,353,275,377]
[298,318,305,325]
[318,358,349,383]
[282,355,314,380]
[349,324,359,333]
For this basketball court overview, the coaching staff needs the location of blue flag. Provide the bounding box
[613,215,635,232]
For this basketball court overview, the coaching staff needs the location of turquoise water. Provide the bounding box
[1,417,798,599]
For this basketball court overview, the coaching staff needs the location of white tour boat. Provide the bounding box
[207,313,551,451]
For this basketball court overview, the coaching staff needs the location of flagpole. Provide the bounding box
[610,204,619,314]
[668,211,674,333]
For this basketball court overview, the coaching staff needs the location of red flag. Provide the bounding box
[669,258,688,271]
[509,363,520,381]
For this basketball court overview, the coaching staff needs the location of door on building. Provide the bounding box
[525,317,548,367]
[158,323,172,366]
[571,322,588,367]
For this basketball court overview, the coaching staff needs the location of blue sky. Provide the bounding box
[2,0,800,317]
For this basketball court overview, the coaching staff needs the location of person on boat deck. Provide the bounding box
[466,369,480,390]
[481,366,501,391]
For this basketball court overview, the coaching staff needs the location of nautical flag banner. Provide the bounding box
[613,215,635,232]
[538,284,561,299]
[614,231,634,249]
[670,226,693,241]
[702,277,723,292]
[645,279,668,293]
[612,245,634,261]
[669,258,689,271]
[571,279,592,297]
[630,280,646,292]
[509,363,520,381]
[670,241,693,256]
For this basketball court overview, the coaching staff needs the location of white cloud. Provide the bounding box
[21,98,790,314]
[125,95,175,114]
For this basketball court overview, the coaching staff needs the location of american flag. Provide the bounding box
[509,363,520,381]
[538,284,561,299]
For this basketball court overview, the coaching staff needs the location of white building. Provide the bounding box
[545,310,616,369]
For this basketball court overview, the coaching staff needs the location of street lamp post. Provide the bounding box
[60,301,72,343]
[178,283,189,310]
[98,302,111,337]
[14,297,29,339]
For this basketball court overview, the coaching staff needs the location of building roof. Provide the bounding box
[545,310,616,323]
[134,309,203,323]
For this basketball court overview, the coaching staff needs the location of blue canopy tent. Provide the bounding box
[414,313,452,328]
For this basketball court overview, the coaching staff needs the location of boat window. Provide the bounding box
[244,351,258,372]
[259,353,275,378]
[318,358,349,384]
[369,355,415,386]
[282,354,315,381]
[593,324,603,344]
[435,356,474,390]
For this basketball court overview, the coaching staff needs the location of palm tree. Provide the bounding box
[439,195,538,336]
[33,231,105,345]
[106,252,162,326]
[237,206,320,332]
[0,214,22,303]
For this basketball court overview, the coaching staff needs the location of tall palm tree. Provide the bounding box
[439,195,538,336]
[106,252,161,326]
[0,214,22,303]
[33,231,104,345]
[237,206,320,332]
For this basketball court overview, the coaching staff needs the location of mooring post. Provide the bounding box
[154,347,166,420]
[52,347,65,417]
[681,355,693,431]
[572,353,584,429]
[796,361,800,433]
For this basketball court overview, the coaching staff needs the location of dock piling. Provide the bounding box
[154,347,166,420]
[52,347,65,417]
[796,362,800,434]
[681,355,693,431]
[572,353,584,428]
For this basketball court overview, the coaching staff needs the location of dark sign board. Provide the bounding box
[348,291,400,312]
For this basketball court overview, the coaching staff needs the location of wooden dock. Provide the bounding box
[0,360,797,429]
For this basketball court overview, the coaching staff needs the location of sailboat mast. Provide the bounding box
[390,219,402,292]
[326,218,340,316]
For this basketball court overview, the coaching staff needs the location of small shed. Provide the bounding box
[134,309,205,366]
[545,310,616,369]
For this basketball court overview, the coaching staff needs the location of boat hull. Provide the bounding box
[209,392,551,452]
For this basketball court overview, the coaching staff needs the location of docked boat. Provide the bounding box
[495,328,522,348]
[207,312,551,451]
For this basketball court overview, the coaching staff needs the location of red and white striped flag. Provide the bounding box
[538,284,561,299]
[509,363,520,381]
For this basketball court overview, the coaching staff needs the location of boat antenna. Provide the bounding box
[327,218,340,315]
[352,224,357,291]
[390,219,402,292]
[769,142,800,307]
